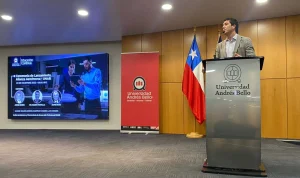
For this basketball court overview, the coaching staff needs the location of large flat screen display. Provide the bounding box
[8,53,109,120]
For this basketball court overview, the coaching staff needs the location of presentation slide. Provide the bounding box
[8,53,109,120]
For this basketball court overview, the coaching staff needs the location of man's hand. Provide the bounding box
[78,79,85,86]
[234,53,241,57]
[70,81,76,88]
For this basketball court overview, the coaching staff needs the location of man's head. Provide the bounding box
[35,91,40,99]
[83,57,92,71]
[222,18,239,36]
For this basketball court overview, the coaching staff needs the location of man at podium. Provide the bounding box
[215,18,256,59]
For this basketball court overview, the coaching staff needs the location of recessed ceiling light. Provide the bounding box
[162,4,172,10]
[78,9,89,16]
[1,15,13,21]
[256,0,268,3]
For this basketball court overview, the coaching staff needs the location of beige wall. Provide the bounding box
[122,14,300,139]
[0,41,121,130]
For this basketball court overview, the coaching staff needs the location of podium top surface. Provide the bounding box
[202,56,264,70]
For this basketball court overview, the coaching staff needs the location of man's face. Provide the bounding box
[83,60,91,71]
[222,20,235,35]
[35,91,40,99]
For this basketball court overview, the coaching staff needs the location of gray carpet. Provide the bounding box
[0,130,299,178]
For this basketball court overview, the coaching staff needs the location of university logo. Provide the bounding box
[224,64,242,83]
[133,76,146,90]
[12,57,20,67]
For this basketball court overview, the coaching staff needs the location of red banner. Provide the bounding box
[121,52,159,133]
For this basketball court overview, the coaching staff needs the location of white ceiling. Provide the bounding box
[0,0,299,46]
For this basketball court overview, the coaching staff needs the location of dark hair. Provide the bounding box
[84,57,92,62]
[224,18,239,33]
[68,59,76,66]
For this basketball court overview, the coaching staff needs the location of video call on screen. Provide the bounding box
[8,53,109,120]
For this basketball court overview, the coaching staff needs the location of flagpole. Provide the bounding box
[186,26,204,139]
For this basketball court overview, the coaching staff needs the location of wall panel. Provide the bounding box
[161,30,184,83]
[142,32,162,53]
[160,83,184,134]
[206,25,219,60]
[261,79,287,138]
[239,20,258,54]
[258,17,286,79]
[287,79,300,139]
[122,35,142,53]
[286,15,300,78]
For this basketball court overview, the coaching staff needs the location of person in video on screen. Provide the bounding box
[33,90,42,104]
[52,90,61,104]
[57,59,81,109]
[15,91,24,104]
[70,57,102,118]
[215,18,256,59]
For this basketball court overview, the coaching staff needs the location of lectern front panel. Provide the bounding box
[205,58,261,170]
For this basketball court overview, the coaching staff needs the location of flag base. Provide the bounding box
[186,132,204,138]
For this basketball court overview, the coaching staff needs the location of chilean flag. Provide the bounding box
[182,35,206,124]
